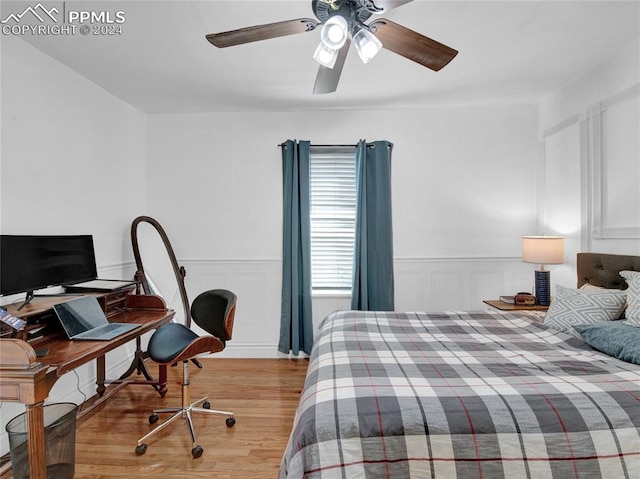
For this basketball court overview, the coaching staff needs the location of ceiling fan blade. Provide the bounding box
[206,18,319,48]
[313,40,350,94]
[370,19,458,71]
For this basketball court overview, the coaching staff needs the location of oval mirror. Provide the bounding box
[131,216,190,326]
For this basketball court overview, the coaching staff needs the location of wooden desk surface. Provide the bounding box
[35,308,173,377]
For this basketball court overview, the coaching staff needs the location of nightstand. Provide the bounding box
[483,300,549,312]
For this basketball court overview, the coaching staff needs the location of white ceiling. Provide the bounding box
[6,0,640,113]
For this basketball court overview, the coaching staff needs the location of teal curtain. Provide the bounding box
[351,140,394,311]
[278,140,314,355]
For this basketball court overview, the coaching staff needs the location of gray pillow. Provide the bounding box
[544,285,626,334]
[574,321,640,365]
[580,283,627,319]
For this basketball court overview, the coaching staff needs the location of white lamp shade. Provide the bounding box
[313,43,339,69]
[353,28,383,63]
[522,236,564,266]
[320,15,348,50]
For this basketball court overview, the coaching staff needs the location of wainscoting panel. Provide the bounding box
[394,257,536,312]
[470,271,505,310]
[181,259,282,358]
[431,271,465,311]
[510,270,537,294]
[394,270,425,311]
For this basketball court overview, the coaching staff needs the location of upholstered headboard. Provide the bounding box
[577,253,640,290]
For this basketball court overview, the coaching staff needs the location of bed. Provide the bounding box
[279,253,640,478]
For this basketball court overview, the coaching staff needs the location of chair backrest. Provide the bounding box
[190,289,237,346]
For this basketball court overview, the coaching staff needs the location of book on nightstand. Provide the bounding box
[499,295,515,304]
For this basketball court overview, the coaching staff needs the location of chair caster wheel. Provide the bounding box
[149,414,159,424]
[192,445,203,458]
[226,417,236,427]
[203,401,210,409]
[135,444,147,455]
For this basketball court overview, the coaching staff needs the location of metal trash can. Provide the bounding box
[5,402,78,479]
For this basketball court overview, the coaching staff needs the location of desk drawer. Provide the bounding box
[97,288,134,318]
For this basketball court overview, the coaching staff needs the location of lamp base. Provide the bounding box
[534,270,551,306]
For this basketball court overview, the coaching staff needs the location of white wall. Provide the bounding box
[1,36,148,263]
[538,37,640,290]
[1,36,148,453]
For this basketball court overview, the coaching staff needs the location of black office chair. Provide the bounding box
[135,289,237,458]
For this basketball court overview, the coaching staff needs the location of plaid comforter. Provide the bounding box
[279,310,640,478]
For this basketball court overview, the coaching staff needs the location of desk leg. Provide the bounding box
[118,337,149,379]
[119,338,155,383]
[26,402,46,479]
[96,355,106,396]
[97,339,168,397]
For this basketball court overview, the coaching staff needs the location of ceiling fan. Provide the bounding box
[205,0,458,94]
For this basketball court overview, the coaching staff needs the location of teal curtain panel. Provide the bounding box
[351,140,394,311]
[279,140,314,355]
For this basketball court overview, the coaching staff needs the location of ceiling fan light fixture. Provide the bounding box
[320,15,349,49]
[353,27,383,63]
[206,1,459,94]
[313,42,339,69]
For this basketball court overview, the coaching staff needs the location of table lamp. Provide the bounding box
[522,235,564,306]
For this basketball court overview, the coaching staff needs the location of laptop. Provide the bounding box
[53,296,139,341]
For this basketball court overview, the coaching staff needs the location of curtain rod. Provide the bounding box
[278,143,357,148]
[277,143,387,148]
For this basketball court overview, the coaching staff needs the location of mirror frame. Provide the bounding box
[131,215,191,326]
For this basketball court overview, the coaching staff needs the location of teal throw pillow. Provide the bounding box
[574,321,640,365]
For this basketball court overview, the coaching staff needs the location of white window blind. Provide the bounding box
[309,146,357,290]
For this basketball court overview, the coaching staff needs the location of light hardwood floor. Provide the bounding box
[2,358,309,479]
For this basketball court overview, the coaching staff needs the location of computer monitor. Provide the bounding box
[0,234,98,308]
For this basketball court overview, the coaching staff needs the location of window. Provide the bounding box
[309,146,356,291]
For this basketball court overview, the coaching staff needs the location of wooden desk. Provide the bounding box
[0,294,174,479]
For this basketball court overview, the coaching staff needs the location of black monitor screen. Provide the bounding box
[0,235,98,296]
